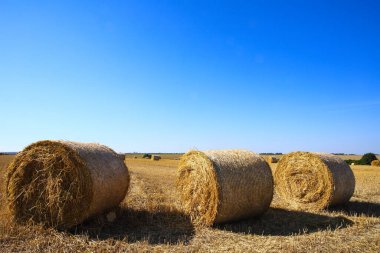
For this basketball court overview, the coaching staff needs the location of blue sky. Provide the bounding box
[1,0,379,154]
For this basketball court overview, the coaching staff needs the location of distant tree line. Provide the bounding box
[126,152,183,154]
[142,153,152,159]
[0,152,17,155]
[345,153,378,165]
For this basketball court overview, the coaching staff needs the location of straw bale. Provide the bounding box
[6,140,130,229]
[151,155,161,161]
[274,152,355,210]
[371,160,380,167]
[177,150,273,226]
[266,156,279,163]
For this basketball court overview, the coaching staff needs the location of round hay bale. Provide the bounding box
[177,150,273,226]
[371,160,380,167]
[151,155,161,161]
[6,140,130,229]
[274,152,355,210]
[266,156,279,163]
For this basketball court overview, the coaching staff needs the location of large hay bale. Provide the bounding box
[6,140,130,229]
[177,150,273,226]
[274,152,355,210]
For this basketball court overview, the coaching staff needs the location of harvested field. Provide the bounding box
[0,155,379,252]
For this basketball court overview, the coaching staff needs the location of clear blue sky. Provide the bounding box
[1,0,379,154]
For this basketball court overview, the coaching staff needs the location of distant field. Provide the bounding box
[124,153,183,160]
[0,154,379,252]
[0,155,14,171]
[125,153,379,161]
[4,153,379,162]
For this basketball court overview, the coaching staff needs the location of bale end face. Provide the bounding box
[274,152,355,211]
[6,140,129,229]
[176,151,219,226]
[6,141,92,228]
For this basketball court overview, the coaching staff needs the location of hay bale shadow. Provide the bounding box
[216,208,353,236]
[70,207,195,245]
[329,201,380,217]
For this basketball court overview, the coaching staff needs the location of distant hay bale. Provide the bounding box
[151,155,161,161]
[274,152,355,211]
[266,156,279,163]
[6,140,130,229]
[351,162,355,166]
[177,150,273,226]
[371,160,380,167]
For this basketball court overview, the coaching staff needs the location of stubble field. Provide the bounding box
[0,154,379,252]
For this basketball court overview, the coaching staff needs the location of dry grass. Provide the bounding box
[1,155,380,252]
